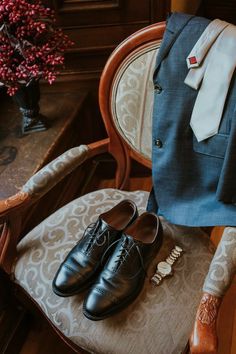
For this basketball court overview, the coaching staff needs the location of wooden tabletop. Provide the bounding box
[0,89,88,199]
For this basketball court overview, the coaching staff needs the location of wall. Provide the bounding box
[171,0,201,14]
[50,0,170,86]
[171,0,236,25]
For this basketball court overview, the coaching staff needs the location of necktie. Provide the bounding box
[186,19,229,69]
[185,19,229,90]
[185,23,236,142]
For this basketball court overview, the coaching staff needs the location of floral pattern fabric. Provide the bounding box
[203,226,236,297]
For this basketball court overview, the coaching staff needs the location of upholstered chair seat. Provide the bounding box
[14,188,213,354]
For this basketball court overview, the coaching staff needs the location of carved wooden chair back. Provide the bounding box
[98,23,165,188]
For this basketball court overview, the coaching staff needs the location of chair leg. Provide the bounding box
[0,273,30,354]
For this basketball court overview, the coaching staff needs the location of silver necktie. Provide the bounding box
[184,20,236,142]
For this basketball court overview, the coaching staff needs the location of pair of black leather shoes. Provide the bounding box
[52,199,163,320]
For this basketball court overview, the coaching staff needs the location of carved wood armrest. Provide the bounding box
[190,292,221,354]
[0,145,90,218]
[21,144,89,199]
[0,139,109,274]
[0,139,109,216]
[190,227,236,353]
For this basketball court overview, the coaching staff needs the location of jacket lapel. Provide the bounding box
[154,13,195,75]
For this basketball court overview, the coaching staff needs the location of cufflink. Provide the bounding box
[151,245,183,286]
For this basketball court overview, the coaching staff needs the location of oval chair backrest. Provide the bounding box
[99,23,165,175]
[111,42,160,162]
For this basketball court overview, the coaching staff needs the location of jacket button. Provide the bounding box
[154,84,162,94]
[154,139,163,148]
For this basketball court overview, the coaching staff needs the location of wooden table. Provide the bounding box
[0,89,89,199]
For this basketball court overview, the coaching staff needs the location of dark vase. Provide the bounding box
[12,79,48,135]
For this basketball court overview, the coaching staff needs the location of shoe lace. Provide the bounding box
[82,221,110,252]
[114,237,130,267]
[101,236,147,278]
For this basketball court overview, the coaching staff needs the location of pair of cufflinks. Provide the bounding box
[151,245,183,286]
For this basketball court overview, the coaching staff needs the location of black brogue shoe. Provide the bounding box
[52,199,138,297]
[83,212,162,320]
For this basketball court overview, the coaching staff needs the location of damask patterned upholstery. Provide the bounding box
[112,42,161,161]
[14,188,214,354]
[22,145,89,198]
[203,227,236,297]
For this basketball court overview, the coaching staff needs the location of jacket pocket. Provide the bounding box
[193,133,229,159]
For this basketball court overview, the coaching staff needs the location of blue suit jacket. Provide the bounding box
[147,13,236,226]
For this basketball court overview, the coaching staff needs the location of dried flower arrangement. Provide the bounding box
[0,0,73,96]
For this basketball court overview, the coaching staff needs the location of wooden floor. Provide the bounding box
[18,157,236,354]
[20,320,76,354]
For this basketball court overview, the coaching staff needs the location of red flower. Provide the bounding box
[0,0,74,95]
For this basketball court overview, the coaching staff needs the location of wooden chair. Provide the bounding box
[0,22,235,354]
